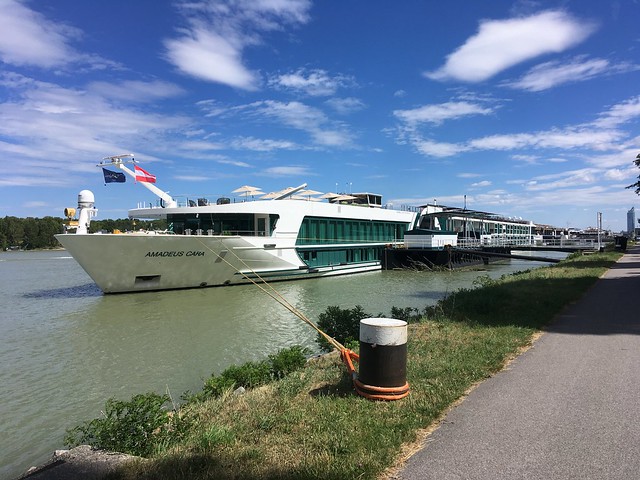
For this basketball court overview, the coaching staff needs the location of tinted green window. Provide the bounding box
[296,216,411,245]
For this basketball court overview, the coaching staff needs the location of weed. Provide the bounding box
[64,392,189,457]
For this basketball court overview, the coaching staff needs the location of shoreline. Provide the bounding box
[14,248,622,480]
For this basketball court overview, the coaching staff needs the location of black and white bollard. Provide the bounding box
[356,318,409,400]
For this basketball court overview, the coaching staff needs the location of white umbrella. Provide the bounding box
[298,189,323,196]
[260,192,280,199]
[239,189,264,197]
[232,185,261,193]
[320,192,340,199]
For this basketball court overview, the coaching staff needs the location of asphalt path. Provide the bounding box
[398,246,640,480]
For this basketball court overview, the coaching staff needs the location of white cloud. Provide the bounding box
[249,100,353,147]
[230,136,298,151]
[457,172,483,178]
[164,0,311,89]
[0,75,190,186]
[523,167,616,192]
[414,139,468,157]
[593,95,640,129]
[196,99,230,118]
[165,28,259,90]
[471,180,492,188]
[505,56,637,91]
[395,95,640,159]
[217,159,251,168]
[179,140,225,151]
[0,0,78,68]
[88,80,185,102]
[511,154,539,164]
[468,133,534,151]
[270,68,355,96]
[261,165,313,177]
[196,98,355,149]
[426,10,596,82]
[603,168,633,181]
[585,148,640,169]
[0,1,121,72]
[325,97,366,115]
[404,124,624,159]
[174,175,214,182]
[394,101,493,126]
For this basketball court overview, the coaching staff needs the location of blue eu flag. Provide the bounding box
[102,168,126,184]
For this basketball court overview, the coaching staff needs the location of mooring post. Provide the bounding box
[355,318,409,400]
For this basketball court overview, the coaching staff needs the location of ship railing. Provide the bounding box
[538,238,600,248]
[182,229,266,236]
[454,237,602,249]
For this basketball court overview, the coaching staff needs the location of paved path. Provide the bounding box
[398,246,640,480]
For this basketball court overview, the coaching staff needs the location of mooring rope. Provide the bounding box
[194,236,346,352]
[193,235,409,400]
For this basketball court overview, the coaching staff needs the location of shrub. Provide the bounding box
[316,305,370,351]
[200,345,309,399]
[268,345,308,379]
[65,392,188,457]
[390,306,427,324]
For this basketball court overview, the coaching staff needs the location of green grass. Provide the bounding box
[107,250,621,479]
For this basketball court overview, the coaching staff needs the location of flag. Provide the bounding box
[102,168,126,184]
[135,165,156,183]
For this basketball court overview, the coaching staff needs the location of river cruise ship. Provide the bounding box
[413,203,538,247]
[56,155,419,293]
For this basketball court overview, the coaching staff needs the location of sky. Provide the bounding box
[1,0,640,231]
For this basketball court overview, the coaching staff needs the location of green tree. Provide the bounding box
[626,153,640,194]
[3,216,25,248]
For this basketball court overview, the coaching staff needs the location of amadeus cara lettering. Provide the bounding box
[145,251,205,258]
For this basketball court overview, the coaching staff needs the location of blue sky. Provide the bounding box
[1,0,639,231]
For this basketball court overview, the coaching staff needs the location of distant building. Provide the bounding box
[627,207,637,235]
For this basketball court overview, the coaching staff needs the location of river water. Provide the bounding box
[0,249,565,478]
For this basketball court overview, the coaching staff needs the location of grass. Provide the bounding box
[108,249,621,479]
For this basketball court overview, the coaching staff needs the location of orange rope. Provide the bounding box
[340,348,409,401]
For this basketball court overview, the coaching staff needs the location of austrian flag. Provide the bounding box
[134,165,156,183]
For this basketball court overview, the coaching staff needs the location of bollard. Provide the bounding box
[356,318,409,400]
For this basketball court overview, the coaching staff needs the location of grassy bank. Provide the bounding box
[105,250,621,479]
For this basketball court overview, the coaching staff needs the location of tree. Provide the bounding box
[626,153,640,195]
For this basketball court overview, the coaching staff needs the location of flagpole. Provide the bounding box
[98,154,177,208]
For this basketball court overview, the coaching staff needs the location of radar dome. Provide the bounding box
[78,190,95,208]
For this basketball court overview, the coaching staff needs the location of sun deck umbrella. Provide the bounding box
[260,192,280,199]
[298,189,323,196]
[232,185,261,193]
[239,189,264,199]
[298,189,323,200]
[320,192,340,199]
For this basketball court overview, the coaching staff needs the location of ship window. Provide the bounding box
[166,213,278,236]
